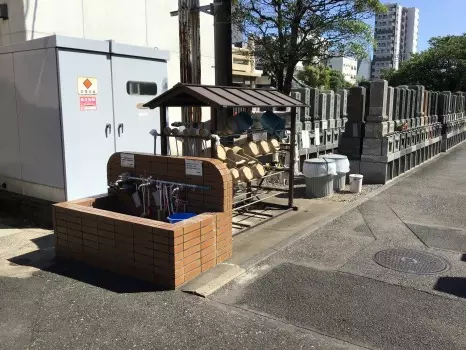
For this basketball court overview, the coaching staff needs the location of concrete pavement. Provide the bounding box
[2,143,466,349]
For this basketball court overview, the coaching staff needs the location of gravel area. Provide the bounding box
[290,177,383,203]
[317,184,383,203]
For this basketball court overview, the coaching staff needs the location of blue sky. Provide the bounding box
[373,1,466,52]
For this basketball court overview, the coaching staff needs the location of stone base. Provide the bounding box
[360,161,389,184]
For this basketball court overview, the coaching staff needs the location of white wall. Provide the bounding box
[357,58,371,81]
[0,0,216,122]
[405,7,419,59]
[327,57,357,85]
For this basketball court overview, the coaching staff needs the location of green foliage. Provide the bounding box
[297,65,353,90]
[384,34,466,91]
[234,0,385,93]
[329,70,354,90]
[296,65,330,88]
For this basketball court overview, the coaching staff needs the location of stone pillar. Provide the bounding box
[338,87,366,173]
[360,80,392,184]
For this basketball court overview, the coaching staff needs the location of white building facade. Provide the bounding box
[327,57,358,85]
[371,3,419,79]
[357,58,372,81]
[0,0,216,121]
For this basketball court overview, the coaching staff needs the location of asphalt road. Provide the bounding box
[2,143,466,349]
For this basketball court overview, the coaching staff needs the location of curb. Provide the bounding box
[183,143,464,296]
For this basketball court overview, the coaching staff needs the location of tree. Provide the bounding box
[383,34,466,91]
[297,65,353,90]
[296,64,330,88]
[329,69,353,90]
[233,0,385,94]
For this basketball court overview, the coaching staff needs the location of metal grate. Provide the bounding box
[373,248,449,275]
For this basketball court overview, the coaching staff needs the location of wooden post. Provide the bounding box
[160,106,168,156]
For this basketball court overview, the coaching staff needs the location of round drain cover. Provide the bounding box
[373,248,449,275]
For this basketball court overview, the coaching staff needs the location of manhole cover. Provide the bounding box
[373,248,449,275]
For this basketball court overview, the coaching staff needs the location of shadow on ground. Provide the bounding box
[434,277,466,299]
[461,254,466,262]
[7,234,165,293]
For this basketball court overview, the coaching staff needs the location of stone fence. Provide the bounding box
[291,81,466,184]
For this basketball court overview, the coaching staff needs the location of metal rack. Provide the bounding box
[143,83,309,232]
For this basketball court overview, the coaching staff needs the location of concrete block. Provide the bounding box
[349,159,361,174]
[360,161,389,184]
[290,91,301,102]
[387,120,395,133]
[333,128,340,143]
[338,89,348,117]
[328,119,336,129]
[344,122,365,138]
[362,138,383,155]
[336,119,342,128]
[410,89,417,119]
[347,86,366,122]
[320,120,328,130]
[323,90,335,120]
[386,87,394,121]
[438,92,450,116]
[318,93,327,120]
[394,133,401,152]
[430,92,438,117]
[382,135,395,155]
[334,94,341,119]
[365,122,388,138]
[368,80,388,120]
[394,87,401,120]
[296,121,303,132]
[309,88,319,118]
[408,85,425,117]
[359,81,371,119]
[338,137,362,158]
[405,89,412,119]
[400,132,407,150]
[323,129,332,145]
[424,90,430,117]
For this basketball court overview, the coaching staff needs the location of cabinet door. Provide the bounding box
[111,56,167,154]
[58,50,116,200]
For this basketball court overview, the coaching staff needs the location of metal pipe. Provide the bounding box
[288,107,296,208]
[125,176,211,191]
[233,191,283,211]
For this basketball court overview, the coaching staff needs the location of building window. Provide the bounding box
[126,81,158,96]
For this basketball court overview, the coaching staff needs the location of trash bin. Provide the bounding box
[302,158,337,198]
[349,174,363,193]
[320,154,350,191]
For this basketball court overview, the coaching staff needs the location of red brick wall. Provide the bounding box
[53,154,232,289]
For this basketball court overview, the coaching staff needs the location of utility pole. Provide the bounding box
[177,0,202,124]
[214,0,233,87]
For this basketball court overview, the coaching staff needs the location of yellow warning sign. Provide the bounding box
[78,77,98,95]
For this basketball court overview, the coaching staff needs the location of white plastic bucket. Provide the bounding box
[349,174,363,193]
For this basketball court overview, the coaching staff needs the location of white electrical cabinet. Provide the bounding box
[0,35,169,202]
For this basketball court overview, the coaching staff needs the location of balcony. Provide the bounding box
[232,47,262,79]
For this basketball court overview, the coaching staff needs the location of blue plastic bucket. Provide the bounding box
[260,111,285,137]
[167,212,197,224]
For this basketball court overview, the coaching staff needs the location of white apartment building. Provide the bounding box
[0,0,216,121]
[357,58,372,81]
[371,3,419,79]
[327,57,358,85]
